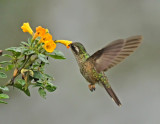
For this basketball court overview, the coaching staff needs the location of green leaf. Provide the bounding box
[2,54,13,58]
[49,54,66,59]
[53,50,64,55]
[0,67,4,70]
[45,83,56,92]
[38,88,46,99]
[33,82,43,87]
[16,79,26,86]
[0,94,9,99]
[0,100,7,104]
[5,64,14,71]
[5,47,22,53]
[43,74,54,81]
[21,41,30,46]
[5,47,29,57]
[50,50,66,59]
[5,47,22,57]
[0,86,9,91]
[0,72,7,78]
[20,47,29,53]
[32,64,39,68]
[23,50,35,55]
[0,90,3,94]
[38,54,49,63]
[0,61,11,64]
[14,83,30,96]
[28,38,32,45]
[33,71,43,79]
[13,52,21,57]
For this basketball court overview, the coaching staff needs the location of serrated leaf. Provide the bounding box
[38,54,49,63]
[0,72,7,78]
[14,83,30,96]
[16,79,26,86]
[0,86,9,91]
[0,61,11,64]
[45,83,56,92]
[0,94,9,99]
[38,88,46,99]
[5,64,14,71]
[0,100,7,104]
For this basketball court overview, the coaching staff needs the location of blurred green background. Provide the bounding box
[0,0,160,124]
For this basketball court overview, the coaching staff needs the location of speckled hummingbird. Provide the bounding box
[69,35,142,106]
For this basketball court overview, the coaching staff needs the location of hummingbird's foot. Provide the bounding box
[88,84,96,92]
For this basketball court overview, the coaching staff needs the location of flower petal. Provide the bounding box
[44,41,56,53]
[40,33,52,43]
[34,26,46,39]
[21,22,33,35]
[55,40,72,48]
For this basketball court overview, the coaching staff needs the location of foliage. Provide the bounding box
[0,22,72,104]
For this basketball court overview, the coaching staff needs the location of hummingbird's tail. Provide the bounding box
[101,82,121,106]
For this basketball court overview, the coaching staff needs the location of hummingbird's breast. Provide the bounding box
[79,61,100,84]
[74,53,107,84]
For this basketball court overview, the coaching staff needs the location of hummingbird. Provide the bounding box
[69,35,142,106]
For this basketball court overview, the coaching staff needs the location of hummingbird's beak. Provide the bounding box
[68,43,73,47]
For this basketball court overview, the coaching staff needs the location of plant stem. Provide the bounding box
[4,55,34,86]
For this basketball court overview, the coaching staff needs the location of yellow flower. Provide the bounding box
[44,40,56,53]
[21,22,33,35]
[46,29,49,33]
[33,26,46,39]
[55,40,72,48]
[40,33,52,43]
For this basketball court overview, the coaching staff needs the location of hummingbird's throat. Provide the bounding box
[77,54,89,63]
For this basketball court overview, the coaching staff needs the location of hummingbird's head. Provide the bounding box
[69,42,87,56]
[69,42,89,64]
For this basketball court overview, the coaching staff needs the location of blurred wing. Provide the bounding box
[87,35,142,72]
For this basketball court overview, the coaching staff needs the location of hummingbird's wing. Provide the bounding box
[87,35,142,72]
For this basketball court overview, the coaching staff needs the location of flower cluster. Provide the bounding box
[21,22,72,53]
[0,22,73,104]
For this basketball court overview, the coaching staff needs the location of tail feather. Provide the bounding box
[101,82,121,106]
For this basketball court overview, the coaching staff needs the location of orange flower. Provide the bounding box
[55,40,72,48]
[21,22,33,35]
[44,41,56,53]
[33,26,46,39]
[40,33,52,43]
